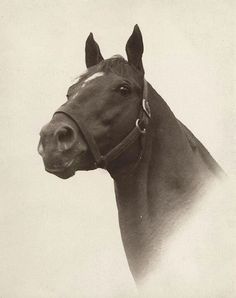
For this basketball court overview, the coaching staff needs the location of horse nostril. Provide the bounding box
[56,126,76,151]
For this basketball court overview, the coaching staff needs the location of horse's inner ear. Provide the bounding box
[85,33,104,68]
[125,24,144,73]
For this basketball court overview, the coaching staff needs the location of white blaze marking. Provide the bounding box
[70,72,105,100]
[81,72,104,88]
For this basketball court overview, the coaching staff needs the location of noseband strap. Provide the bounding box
[54,80,150,169]
[54,104,103,166]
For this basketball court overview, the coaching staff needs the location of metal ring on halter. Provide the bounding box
[136,119,146,134]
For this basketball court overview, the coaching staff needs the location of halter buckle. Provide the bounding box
[142,99,151,118]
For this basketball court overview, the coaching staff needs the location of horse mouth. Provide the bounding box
[45,159,76,179]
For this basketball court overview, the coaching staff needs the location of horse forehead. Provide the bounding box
[68,72,105,100]
[82,72,105,87]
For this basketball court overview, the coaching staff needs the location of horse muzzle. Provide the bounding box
[38,115,95,178]
[38,140,77,179]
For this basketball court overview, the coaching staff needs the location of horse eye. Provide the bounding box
[119,85,130,96]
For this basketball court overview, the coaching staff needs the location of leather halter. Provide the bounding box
[54,80,151,169]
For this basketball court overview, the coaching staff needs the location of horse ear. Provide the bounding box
[85,33,104,68]
[125,24,144,73]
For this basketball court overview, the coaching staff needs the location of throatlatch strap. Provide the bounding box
[103,126,142,166]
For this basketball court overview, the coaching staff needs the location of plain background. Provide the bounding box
[0,1,235,297]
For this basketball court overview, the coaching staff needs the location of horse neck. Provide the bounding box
[112,82,210,281]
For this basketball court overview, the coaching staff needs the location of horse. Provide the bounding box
[38,25,224,284]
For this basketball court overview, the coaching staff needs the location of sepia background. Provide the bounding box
[0,1,235,297]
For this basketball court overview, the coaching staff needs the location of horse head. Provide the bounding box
[38,25,149,179]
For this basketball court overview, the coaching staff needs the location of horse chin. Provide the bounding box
[46,166,75,179]
[45,160,97,179]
